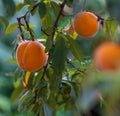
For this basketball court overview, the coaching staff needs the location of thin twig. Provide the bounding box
[51,0,66,45]
[67,58,86,75]
[97,15,104,22]
[41,63,48,81]
[30,2,40,13]
[33,89,38,104]
[17,2,40,41]
[41,27,50,36]
[17,18,24,40]
[24,16,35,41]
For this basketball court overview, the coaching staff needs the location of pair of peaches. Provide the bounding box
[16,11,120,72]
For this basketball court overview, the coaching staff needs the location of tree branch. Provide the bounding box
[51,0,66,45]
[41,63,48,81]
[41,27,50,36]
[17,2,40,41]
[17,18,24,40]
[40,0,67,80]
[24,15,35,41]
[30,2,40,13]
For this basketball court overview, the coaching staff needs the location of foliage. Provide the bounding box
[1,0,120,116]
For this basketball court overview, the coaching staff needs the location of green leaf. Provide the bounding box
[38,2,47,18]
[47,94,56,109]
[16,2,26,12]
[66,0,74,7]
[45,36,52,52]
[29,23,36,28]
[28,4,38,15]
[52,35,68,75]
[2,0,15,17]
[34,69,43,82]
[36,81,49,100]
[11,85,24,105]
[5,58,17,64]
[42,27,53,36]
[46,67,54,78]
[0,16,9,28]
[67,36,83,61]
[18,91,34,112]
[103,19,118,40]
[24,0,36,5]
[41,11,53,28]
[5,22,18,35]
[62,81,76,99]
[27,73,35,89]
[51,1,60,16]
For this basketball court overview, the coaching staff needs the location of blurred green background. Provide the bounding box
[0,0,120,115]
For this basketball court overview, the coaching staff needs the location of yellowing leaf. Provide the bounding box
[103,19,118,40]
[25,72,31,85]
[22,72,31,88]
[29,23,36,28]
[5,22,18,35]
[22,81,27,88]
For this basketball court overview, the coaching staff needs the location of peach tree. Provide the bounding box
[1,0,120,115]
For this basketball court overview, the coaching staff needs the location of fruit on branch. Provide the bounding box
[73,11,99,38]
[94,42,120,71]
[16,40,48,72]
